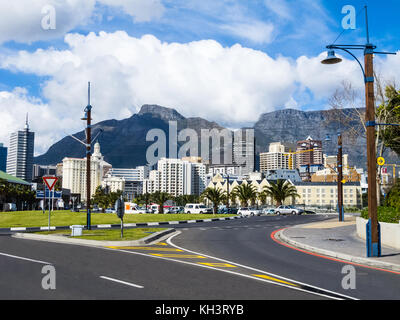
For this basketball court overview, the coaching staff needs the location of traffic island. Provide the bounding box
[12,228,176,247]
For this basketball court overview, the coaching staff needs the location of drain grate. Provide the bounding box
[325,238,344,242]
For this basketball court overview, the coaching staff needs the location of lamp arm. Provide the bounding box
[329,46,366,81]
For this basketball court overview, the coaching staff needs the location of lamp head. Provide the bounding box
[321,50,342,65]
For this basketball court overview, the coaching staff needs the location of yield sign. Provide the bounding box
[43,176,58,191]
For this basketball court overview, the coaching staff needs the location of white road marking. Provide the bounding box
[166,232,357,301]
[100,276,144,289]
[0,251,51,265]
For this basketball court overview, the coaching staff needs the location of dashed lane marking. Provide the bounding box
[197,262,237,268]
[149,253,207,259]
[252,274,298,286]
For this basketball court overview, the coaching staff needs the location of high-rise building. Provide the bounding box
[143,158,207,196]
[103,166,149,201]
[0,143,7,172]
[260,142,291,172]
[6,116,35,182]
[233,128,255,175]
[62,142,111,201]
[296,136,323,181]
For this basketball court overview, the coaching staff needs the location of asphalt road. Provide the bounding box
[0,214,398,300]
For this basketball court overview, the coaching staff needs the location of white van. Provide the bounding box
[184,203,212,214]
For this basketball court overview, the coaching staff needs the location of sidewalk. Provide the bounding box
[276,216,400,272]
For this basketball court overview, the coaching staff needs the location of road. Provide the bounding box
[0,215,398,301]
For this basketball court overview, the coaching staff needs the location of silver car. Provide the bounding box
[275,205,304,215]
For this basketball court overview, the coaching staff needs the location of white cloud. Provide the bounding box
[2,31,400,156]
[220,21,275,45]
[0,0,165,44]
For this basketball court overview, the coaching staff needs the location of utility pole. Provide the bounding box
[337,133,344,221]
[364,45,379,256]
[82,82,92,230]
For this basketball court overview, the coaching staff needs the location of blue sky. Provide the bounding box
[0,0,399,154]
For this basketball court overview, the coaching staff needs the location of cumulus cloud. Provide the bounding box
[0,0,165,44]
[1,31,400,155]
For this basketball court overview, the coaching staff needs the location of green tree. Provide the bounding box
[377,85,400,156]
[137,193,152,212]
[232,183,258,207]
[263,180,299,206]
[201,187,226,214]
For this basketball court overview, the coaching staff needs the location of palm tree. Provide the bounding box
[201,187,226,214]
[151,191,171,214]
[232,183,258,207]
[137,193,152,212]
[263,180,299,206]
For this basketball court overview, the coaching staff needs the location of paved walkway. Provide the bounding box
[277,216,400,272]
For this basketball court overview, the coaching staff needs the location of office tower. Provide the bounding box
[6,116,35,182]
[0,143,7,172]
[233,128,255,175]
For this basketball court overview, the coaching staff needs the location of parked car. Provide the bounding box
[166,206,181,214]
[275,205,304,215]
[105,208,116,213]
[262,208,275,215]
[237,207,260,217]
[184,204,212,214]
[218,207,238,214]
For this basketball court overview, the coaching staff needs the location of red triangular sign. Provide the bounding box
[43,176,58,191]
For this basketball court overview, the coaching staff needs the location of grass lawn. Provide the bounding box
[36,227,165,241]
[0,210,235,228]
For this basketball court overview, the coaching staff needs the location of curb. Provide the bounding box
[12,228,177,248]
[276,228,400,273]
[0,215,242,233]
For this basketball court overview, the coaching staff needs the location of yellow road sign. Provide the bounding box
[377,157,385,166]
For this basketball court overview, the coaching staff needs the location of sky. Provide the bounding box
[0,0,399,156]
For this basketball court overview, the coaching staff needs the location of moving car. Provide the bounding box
[184,204,212,214]
[237,207,260,217]
[275,205,304,215]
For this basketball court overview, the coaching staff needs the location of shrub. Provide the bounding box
[361,206,400,223]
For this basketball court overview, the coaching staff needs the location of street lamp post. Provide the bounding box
[321,6,396,257]
[82,82,92,230]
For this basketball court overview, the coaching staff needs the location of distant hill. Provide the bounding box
[34,104,399,169]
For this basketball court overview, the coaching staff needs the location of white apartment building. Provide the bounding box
[62,142,111,201]
[143,158,207,196]
[102,166,149,200]
[260,142,290,172]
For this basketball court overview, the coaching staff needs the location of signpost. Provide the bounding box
[115,196,125,239]
[43,176,58,231]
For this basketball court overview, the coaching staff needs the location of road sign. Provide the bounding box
[377,157,385,166]
[341,179,346,184]
[115,196,125,219]
[43,176,58,191]
[36,190,62,199]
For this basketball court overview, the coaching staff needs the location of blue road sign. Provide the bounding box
[36,190,62,199]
